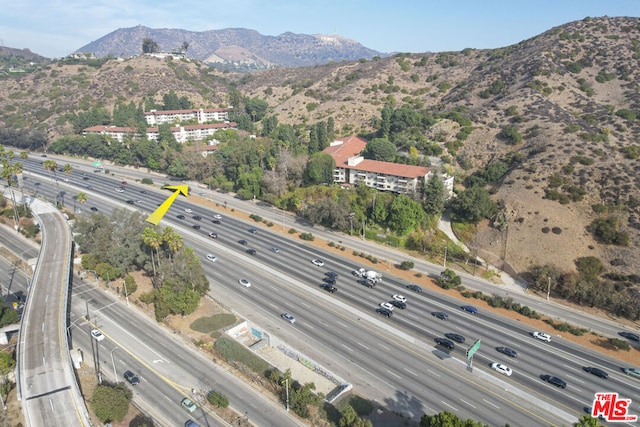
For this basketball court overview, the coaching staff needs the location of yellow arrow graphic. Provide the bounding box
[146,185,189,225]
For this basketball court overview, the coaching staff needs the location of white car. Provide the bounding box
[281,313,296,324]
[184,208,193,213]
[490,363,513,376]
[269,247,280,253]
[114,187,124,193]
[91,328,105,341]
[379,302,395,311]
[205,254,217,262]
[311,259,324,267]
[238,279,251,287]
[392,294,407,303]
[532,331,551,342]
[212,214,222,220]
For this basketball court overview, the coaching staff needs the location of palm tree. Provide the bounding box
[63,163,73,177]
[42,159,59,203]
[76,192,87,213]
[142,227,162,277]
[574,414,603,427]
[19,151,28,161]
[1,159,21,231]
[161,226,183,263]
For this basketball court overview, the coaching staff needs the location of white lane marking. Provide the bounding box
[341,344,353,352]
[427,369,441,378]
[377,343,390,351]
[386,369,401,379]
[483,399,500,409]
[460,399,476,409]
[404,368,418,377]
[441,400,457,411]
[357,342,370,350]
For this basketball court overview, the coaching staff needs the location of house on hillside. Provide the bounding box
[144,108,231,125]
[82,122,237,144]
[323,136,454,197]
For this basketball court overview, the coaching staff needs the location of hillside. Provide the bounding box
[0,16,639,281]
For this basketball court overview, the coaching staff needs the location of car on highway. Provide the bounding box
[212,214,222,220]
[134,199,142,204]
[140,190,147,194]
[461,305,478,314]
[212,219,221,224]
[121,181,127,185]
[238,279,251,288]
[184,208,192,213]
[320,283,337,293]
[376,307,393,317]
[358,279,375,288]
[389,299,406,309]
[205,254,217,262]
[392,294,407,303]
[269,247,280,253]
[444,333,465,343]
[181,397,197,413]
[619,331,640,341]
[281,313,296,324]
[432,311,448,320]
[435,337,455,350]
[91,329,105,341]
[83,176,90,181]
[114,186,124,192]
[90,207,98,211]
[192,224,201,230]
[379,302,395,311]
[496,347,518,358]
[126,199,135,204]
[540,374,566,388]
[325,271,339,279]
[583,367,608,379]
[185,420,200,427]
[623,367,640,379]
[322,276,336,285]
[532,331,552,342]
[311,259,325,267]
[123,370,140,385]
[238,239,248,245]
[406,284,423,293]
[177,214,186,220]
[490,363,513,376]
[192,215,202,221]
[248,228,258,234]
[246,248,257,255]
[208,232,218,239]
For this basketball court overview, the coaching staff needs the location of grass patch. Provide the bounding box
[213,336,272,376]
[190,313,237,333]
[451,221,476,242]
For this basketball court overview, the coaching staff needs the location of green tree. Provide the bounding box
[423,174,446,216]
[207,391,229,408]
[436,269,461,289]
[575,256,605,281]
[0,307,18,327]
[92,383,133,423]
[142,227,162,277]
[387,194,426,235]
[306,152,335,185]
[123,274,137,295]
[574,414,603,427]
[141,38,159,54]
[450,187,498,223]
[365,138,396,161]
[420,411,489,427]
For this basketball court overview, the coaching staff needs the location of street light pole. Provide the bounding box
[285,378,289,412]
[547,276,551,301]
[110,347,120,380]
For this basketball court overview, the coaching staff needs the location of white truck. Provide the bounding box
[352,268,382,286]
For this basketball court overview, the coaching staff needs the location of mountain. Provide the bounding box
[1,16,639,281]
[75,25,384,68]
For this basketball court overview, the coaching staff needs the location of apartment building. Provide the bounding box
[324,136,454,197]
[144,108,231,125]
[82,122,237,143]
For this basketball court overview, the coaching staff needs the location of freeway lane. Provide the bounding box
[17,156,640,425]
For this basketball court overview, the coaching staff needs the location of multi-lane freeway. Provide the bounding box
[8,154,640,426]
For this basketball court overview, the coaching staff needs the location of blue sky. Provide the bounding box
[1,0,638,58]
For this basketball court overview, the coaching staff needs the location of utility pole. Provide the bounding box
[443,246,447,269]
[547,276,551,301]
[123,280,130,307]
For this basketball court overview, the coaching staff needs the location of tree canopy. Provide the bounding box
[450,187,498,223]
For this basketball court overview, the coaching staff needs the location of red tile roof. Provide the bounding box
[324,135,429,179]
[83,125,137,133]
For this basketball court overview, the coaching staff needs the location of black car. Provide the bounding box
[246,248,257,255]
[435,337,455,350]
[192,224,201,230]
[90,207,98,211]
[389,299,406,309]
[126,199,135,204]
[82,176,90,180]
[192,215,202,221]
[376,307,393,317]
[540,375,567,388]
[248,228,257,234]
[496,347,518,358]
[177,214,186,220]
[325,271,339,279]
[406,284,423,293]
[358,279,374,288]
[123,370,140,385]
[212,219,221,224]
[619,331,640,341]
[322,277,336,285]
[238,239,248,245]
[445,333,465,343]
[432,311,449,320]
[584,367,609,379]
[321,284,338,293]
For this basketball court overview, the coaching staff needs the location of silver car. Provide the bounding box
[623,367,640,379]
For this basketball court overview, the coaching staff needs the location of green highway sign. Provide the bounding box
[466,339,481,360]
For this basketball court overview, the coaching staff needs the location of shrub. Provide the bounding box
[214,337,272,376]
[399,261,414,270]
[328,242,335,247]
[140,178,153,185]
[92,384,132,423]
[207,391,230,408]
[190,314,237,333]
[608,338,631,351]
[299,232,314,241]
[249,214,262,222]
[288,228,297,234]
